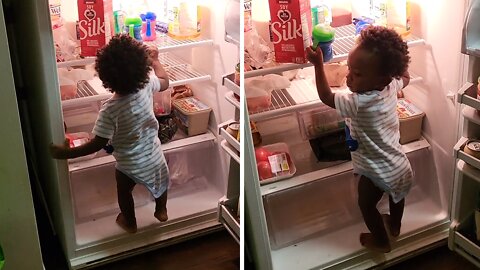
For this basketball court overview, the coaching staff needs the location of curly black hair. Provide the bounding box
[95,34,152,95]
[357,26,410,79]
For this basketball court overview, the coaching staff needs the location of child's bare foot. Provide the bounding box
[154,209,168,222]
[359,233,391,253]
[382,214,401,238]
[116,213,137,233]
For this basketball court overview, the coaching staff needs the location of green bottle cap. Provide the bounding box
[124,17,143,26]
[312,24,335,42]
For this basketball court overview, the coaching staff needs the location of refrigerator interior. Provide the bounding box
[245,0,468,269]
[7,0,237,268]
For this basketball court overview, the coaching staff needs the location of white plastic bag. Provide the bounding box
[245,74,291,113]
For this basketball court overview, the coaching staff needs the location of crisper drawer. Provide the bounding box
[263,170,358,250]
[70,161,152,224]
[69,139,225,225]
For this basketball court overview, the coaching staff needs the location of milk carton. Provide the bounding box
[77,0,114,57]
[268,0,312,64]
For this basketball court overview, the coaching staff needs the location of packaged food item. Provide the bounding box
[297,105,345,140]
[226,121,240,138]
[234,63,240,85]
[387,0,411,38]
[77,0,114,57]
[268,0,312,64]
[397,98,425,144]
[173,97,212,136]
[245,74,291,113]
[331,0,352,27]
[153,89,172,116]
[311,0,332,26]
[250,121,262,146]
[65,132,96,162]
[255,143,296,184]
[464,140,480,159]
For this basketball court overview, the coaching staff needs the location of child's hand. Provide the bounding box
[306,46,324,66]
[147,46,159,60]
[50,139,70,159]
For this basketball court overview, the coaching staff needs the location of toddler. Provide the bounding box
[51,34,170,234]
[306,26,413,253]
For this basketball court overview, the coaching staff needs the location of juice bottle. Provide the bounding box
[387,0,411,38]
[311,0,332,26]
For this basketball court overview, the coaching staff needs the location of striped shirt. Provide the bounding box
[92,76,169,198]
[334,78,413,203]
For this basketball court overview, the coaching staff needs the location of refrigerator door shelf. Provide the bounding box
[219,119,240,152]
[68,129,217,172]
[260,136,431,196]
[221,140,240,164]
[218,197,240,244]
[245,24,426,79]
[457,82,478,109]
[222,73,240,96]
[225,91,240,109]
[56,37,214,69]
[449,160,480,268]
[248,72,423,122]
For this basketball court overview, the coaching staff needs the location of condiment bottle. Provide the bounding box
[311,24,335,62]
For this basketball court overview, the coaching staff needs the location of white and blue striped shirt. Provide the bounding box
[93,76,169,198]
[335,78,413,203]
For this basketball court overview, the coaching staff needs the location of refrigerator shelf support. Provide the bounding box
[260,136,431,196]
[248,72,424,121]
[245,24,425,79]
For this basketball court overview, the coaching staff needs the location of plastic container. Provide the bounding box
[172,97,212,136]
[65,132,97,163]
[167,0,201,40]
[124,17,143,41]
[312,24,335,62]
[297,105,345,140]
[153,89,172,116]
[255,142,296,185]
[311,0,332,26]
[397,98,425,144]
[141,12,157,41]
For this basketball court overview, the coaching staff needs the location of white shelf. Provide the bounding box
[218,202,240,244]
[245,24,425,78]
[221,140,240,164]
[60,52,210,107]
[69,130,216,172]
[260,136,431,196]
[144,36,213,52]
[57,36,213,69]
[248,72,424,121]
[219,120,240,152]
[222,73,240,96]
[225,91,240,110]
[458,82,480,109]
[463,106,480,126]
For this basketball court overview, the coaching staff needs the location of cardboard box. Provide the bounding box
[268,0,312,64]
[77,0,114,57]
[397,98,425,144]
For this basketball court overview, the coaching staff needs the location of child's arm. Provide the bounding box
[306,47,335,108]
[147,46,170,91]
[397,70,410,98]
[50,136,109,159]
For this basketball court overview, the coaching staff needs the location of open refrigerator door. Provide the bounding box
[4,0,238,268]
[244,0,468,269]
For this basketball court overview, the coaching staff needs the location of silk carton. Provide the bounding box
[268,0,312,63]
[77,0,114,57]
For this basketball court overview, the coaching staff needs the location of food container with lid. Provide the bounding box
[173,97,212,136]
[397,98,425,144]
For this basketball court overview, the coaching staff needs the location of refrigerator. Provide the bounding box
[1,0,240,269]
[244,0,480,269]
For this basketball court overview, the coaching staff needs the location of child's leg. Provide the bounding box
[115,169,137,233]
[154,190,168,222]
[358,175,391,253]
[386,196,404,237]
